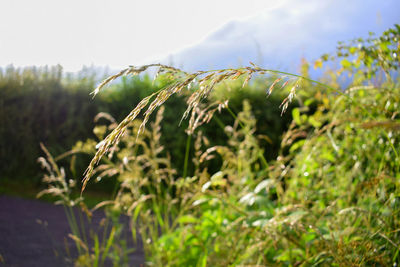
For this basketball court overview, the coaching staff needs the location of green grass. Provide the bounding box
[35,25,400,266]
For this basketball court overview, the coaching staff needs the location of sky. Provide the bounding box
[0,0,399,72]
[169,0,400,72]
[0,0,283,71]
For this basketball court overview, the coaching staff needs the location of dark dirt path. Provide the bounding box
[0,195,144,267]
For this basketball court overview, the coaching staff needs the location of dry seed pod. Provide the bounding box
[267,78,282,96]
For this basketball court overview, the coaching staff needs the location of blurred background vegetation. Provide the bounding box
[0,64,292,197]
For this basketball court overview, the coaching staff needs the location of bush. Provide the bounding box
[0,65,99,181]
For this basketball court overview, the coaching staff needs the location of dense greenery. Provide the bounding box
[36,25,400,266]
[0,65,290,189]
[0,66,99,181]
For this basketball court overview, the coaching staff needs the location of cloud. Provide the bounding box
[166,0,400,74]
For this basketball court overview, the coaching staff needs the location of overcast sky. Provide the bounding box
[0,0,284,71]
[1,0,398,72]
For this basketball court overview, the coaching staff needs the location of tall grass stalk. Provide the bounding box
[81,62,332,191]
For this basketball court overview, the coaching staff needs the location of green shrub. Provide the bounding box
[0,65,99,181]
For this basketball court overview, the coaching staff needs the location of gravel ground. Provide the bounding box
[0,195,144,267]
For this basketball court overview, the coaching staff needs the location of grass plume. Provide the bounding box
[82,63,317,192]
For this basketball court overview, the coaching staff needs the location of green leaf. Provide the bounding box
[349,46,357,54]
[292,108,301,125]
[304,98,315,107]
[289,140,306,153]
[308,117,322,128]
[93,235,100,267]
[101,227,116,265]
[178,215,198,224]
[340,59,352,69]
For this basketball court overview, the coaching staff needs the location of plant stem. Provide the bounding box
[183,134,192,178]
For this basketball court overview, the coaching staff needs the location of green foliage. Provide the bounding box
[276,86,399,265]
[0,66,289,187]
[0,65,99,180]
[37,25,400,266]
[317,24,400,83]
[37,143,134,267]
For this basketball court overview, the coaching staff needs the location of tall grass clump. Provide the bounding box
[39,25,400,266]
[37,142,136,266]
